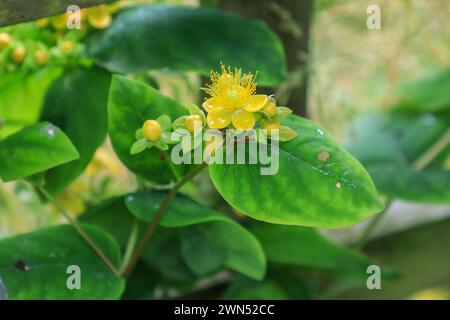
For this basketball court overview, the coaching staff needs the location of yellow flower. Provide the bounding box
[202,64,269,130]
[86,5,112,29]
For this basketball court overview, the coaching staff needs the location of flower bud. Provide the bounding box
[35,49,48,65]
[0,33,11,51]
[262,98,277,117]
[60,40,74,54]
[262,121,280,136]
[143,120,162,142]
[184,114,202,134]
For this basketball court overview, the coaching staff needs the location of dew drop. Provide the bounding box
[335,182,342,189]
[318,151,330,162]
[41,124,55,140]
[126,195,135,202]
[316,128,324,136]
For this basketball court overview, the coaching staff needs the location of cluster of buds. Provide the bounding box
[0,4,119,73]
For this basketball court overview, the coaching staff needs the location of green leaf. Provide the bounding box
[79,197,203,284]
[130,139,152,155]
[40,67,111,195]
[395,68,450,112]
[364,164,450,203]
[86,5,286,86]
[0,68,60,138]
[124,191,266,280]
[0,224,124,299]
[0,122,79,182]
[209,115,383,228]
[345,111,450,203]
[108,75,188,184]
[0,274,7,300]
[250,223,391,279]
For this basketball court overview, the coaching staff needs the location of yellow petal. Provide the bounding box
[243,94,269,112]
[202,98,217,112]
[231,109,255,130]
[207,108,232,129]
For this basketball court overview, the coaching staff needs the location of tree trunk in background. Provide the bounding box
[205,0,313,116]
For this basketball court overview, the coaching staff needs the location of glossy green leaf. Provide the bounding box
[79,197,208,284]
[209,115,383,228]
[0,224,124,299]
[0,122,79,182]
[395,68,450,112]
[40,67,111,195]
[125,191,266,280]
[250,223,390,279]
[364,164,450,203]
[345,111,450,203]
[86,5,286,86]
[0,69,60,138]
[108,75,188,184]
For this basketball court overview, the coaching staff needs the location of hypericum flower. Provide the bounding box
[202,64,270,130]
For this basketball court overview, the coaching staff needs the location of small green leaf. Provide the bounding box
[209,115,383,228]
[156,115,172,131]
[155,140,169,151]
[277,125,298,141]
[86,5,286,86]
[0,224,124,299]
[135,128,144,140]
[185,103,203,116]
[0,122,79,182]
[271,106,292,122]
[130,139,152,155]
[172,116,189,130]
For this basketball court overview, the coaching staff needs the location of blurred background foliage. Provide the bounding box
[0,0,449,300]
